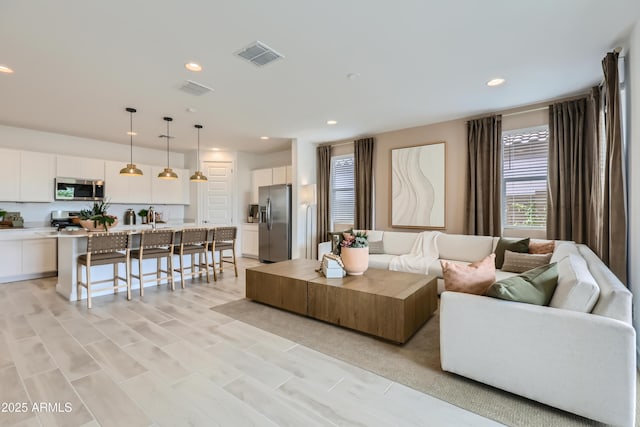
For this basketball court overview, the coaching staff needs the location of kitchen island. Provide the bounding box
[56,224,209,302]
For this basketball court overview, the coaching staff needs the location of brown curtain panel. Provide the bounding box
[464,115,502,236]
[547,96,598,245]
[354,137,375,230]
[317,145,332,245]
[600,51,627,283]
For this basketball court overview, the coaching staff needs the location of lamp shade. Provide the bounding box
[301,184,317,205]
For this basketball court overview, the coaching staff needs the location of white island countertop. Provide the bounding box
[0,227,59,240]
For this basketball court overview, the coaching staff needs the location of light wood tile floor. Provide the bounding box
[0,258,503,427]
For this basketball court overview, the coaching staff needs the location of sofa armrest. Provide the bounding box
[440,291,636,426]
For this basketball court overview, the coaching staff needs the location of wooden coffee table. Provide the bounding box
[246,259,437,343]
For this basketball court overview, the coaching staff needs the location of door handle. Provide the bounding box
[266,198,272,231]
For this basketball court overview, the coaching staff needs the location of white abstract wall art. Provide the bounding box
[391,142,446,229]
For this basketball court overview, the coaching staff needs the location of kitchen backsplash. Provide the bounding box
[0,201,185,227]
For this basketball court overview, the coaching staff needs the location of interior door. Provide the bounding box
[202,161,234,225]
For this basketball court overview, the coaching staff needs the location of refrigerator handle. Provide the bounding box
[266,198,272,230]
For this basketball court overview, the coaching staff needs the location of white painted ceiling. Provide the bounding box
[1,0,639,154]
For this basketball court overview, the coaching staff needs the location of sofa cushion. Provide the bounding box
[501,250,552,273]
[437,234,495,262]
[529,240,555,254]
[368,240,385,254]
[369,254,396,270]
[486,263,559,306]
[494,238,530,269]
[428,258,468,278]
[549,254,600,312]
[383,231,420,255]
[442,254,496,295]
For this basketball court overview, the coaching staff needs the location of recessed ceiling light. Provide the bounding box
[185,62,202,72]
[326,120,338,125]
[487,78,506,87]
[0,65,14,74]
[347,73,360,80]
[186,107,197,113]
[260,136,269,140]
[211,148,220,151]
[126,131,138,136]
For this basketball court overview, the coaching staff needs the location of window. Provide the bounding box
[330,154,355,229]
[502,126,549,228]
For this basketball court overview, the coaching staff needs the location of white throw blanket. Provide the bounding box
[389,231,441,274]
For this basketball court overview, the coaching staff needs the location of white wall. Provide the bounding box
[626,19,640,360]
[292,139,317,259]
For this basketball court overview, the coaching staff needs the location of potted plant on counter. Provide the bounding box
[138,208,148,224]
[79,200,118,232]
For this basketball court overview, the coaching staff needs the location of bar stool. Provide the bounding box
[210,226,238,281]
[130,229,175,296]
[173,227,210,287]
[76,231,131,309]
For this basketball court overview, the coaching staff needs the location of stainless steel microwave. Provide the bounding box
[54,177,105,201]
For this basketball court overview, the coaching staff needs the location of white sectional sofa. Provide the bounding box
[318,230,636,426]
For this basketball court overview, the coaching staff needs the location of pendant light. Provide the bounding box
[190,124,207,182]
[120,107,143,176]
[158,116,178,180]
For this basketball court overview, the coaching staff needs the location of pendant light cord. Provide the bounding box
[166,119,170,168]
[129,112,133,163]
[197,126,200,167]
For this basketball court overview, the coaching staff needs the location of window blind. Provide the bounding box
[330,155,355,226]
[502,127,549,228]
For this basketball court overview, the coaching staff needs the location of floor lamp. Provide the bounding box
[301,184,317,259]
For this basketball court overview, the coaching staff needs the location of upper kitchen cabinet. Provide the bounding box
[104,160,152,203]
[0,148,20,201]
[250,168,273,204]
[56,155,105,180]
[20,151,54,202]
[150,166,188,204]
[286,165,292,184]
[273,165,293,184]
[272,166,287,185]
[0,149,54,202]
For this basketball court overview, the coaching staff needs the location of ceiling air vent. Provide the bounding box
[179,80,214,96]
[236,41,284,67]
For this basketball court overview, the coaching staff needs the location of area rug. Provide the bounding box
[212,299,607,427]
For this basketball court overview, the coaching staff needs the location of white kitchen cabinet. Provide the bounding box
[272,166,287,185]
[56,155,105,180]
[181,169,190,205]
[151,166,183,204]
[0,148,20,201]
[0,241,22,277]
[286,165,292,184]
[104,160,152,203]
[0,149,54,202]
[20,151,54,202]
[0,236,57,284]
[22,239,57,274]
[241,223,259,258]
[250,168,273,203]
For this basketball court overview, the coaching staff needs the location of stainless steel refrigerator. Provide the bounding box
[258,184,292,263]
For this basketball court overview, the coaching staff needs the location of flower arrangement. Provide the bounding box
[340,229,369,248]
[79,200,117,231]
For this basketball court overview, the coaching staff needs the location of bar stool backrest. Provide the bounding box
[140,229,175,249]
[180,228,209,246]
[213,226,236,242]
[86,231,130,254]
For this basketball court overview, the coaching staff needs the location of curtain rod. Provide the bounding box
[502,106,548,118]
[318,140,354,148]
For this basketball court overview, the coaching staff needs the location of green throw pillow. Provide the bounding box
[494,237,530,269]
[486,263,559,306]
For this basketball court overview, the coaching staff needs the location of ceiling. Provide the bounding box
[1,0,639,154]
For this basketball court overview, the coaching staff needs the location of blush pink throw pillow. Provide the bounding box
[442,254,497,295]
